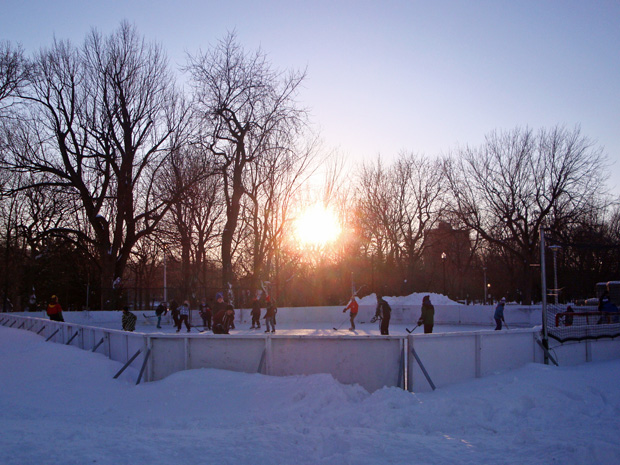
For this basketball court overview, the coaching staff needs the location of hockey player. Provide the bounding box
[155,301,167,329]
[343,295,359,331]
[373,294,391,335]
[264,296,277,333]
[122,307,137,332]
[493,297,506,331]
[212,305,235,334]
[46,295,64,322]
[251,296,262,329]
[177,300,191,333]
[417,295,435,334]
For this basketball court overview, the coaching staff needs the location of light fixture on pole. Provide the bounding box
[441,252,447,295]
[483,266,487,305]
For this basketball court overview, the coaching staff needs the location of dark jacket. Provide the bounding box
[375,298,391,319]
[494,302,505,321]
[251,300,262,317]
[122,311,137,331]
[155,303,167,316]
[213,310,234,334]
[264,304,277,319]
[418,301,434,326]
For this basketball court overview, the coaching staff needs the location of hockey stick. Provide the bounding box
[142,313,158,318]
[406,324,421,334]
[333,315,349,331]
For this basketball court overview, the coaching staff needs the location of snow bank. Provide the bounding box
[358,292,461,306]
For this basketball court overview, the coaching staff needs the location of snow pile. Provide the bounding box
[358,292,460,306]
[2,324,620,464]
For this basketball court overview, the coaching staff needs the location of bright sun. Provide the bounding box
[294,204,342,246]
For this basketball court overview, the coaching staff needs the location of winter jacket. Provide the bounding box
[199,303,212,317]
[179,304,190,316]
[251,300,262,318]
[122,311,137,331]
[264,305,277,319]
[345,299,359,315]
[213,310,234,334]
[418,302,434,326]
[155,303,167,316]
[494,302,505,321]
[46,303,62,316]
[375,299,391,320]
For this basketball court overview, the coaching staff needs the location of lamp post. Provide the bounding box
[441,252,447,295]
[163,246,167,304]
[483,266,487,305]
[549,245,561,304]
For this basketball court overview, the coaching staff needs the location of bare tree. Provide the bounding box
[444,126,608,303]
[158,146,223,302]
[1,22,189,308]
[0,41,28,115]
[186,32,308,290]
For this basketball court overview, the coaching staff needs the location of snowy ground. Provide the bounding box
[2,324,620,464]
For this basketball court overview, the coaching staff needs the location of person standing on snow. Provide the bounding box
[343,295,359,331]
[251,295,262,329]
[373,293,391,335]
[121,307,137,332]
[199,298,212,330]
[494,297,506,330]
[169,299,180,328]
[176,300,191,333]
[155,301,167,329]
[417,295,435,334]
[46,295,64,322]
[264,296,277,333]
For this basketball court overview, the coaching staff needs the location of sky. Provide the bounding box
[2,0,619,194]
[3,322,620,464]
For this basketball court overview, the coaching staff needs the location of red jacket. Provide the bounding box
[46,303,62,316]
[345,299,359,315]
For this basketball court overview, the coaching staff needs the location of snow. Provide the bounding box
[358,292,461,306]
[2,324,620,464]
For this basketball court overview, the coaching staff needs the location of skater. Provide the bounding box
[155,301,167,328]
[343,295,359,331]
[264,296,277,333]
[494,297,506,330]
[199,299,212,330]
[212,304,235,334]
[121,307,137,332]
[169,299,180,328]
[373,293,391,335]
[251,295,261,329]
[565,305,574,326]
[177,300,191,333]
[417,295,435,333]
[214,292,234,329]
[46,295,64,322]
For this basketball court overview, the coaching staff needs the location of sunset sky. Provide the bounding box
[3,0,619,194]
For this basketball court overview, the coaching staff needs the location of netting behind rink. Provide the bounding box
[547,304,620,343]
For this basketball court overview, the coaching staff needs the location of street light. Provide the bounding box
[441,252,447,295]
[483,266,487,305]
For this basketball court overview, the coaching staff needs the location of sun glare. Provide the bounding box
[294,204,342,247]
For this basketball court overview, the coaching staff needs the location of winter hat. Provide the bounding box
[500,297,506,303]
[215,292,223,300]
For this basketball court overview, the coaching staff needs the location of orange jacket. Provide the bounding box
[345,299,359,315]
